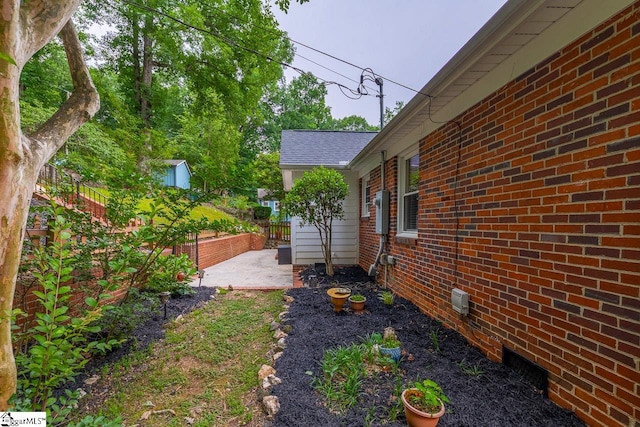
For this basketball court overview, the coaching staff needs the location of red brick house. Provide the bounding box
[335,0,639,425]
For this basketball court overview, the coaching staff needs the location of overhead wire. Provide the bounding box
[173,1,433,99]
[117,0,374,100]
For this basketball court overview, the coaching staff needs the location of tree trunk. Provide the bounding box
[0,4,99,408]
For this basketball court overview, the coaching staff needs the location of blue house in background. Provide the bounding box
[162,160,192,189]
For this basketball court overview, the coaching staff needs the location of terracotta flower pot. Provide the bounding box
[326,288,351,312]
[348,295,366,312]
[401,389,445,427]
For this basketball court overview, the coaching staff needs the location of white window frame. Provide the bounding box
[361,174,371,217]
[397,148,419,237]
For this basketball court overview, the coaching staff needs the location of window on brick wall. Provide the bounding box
[399,152,419,234]
[362,174,371,217]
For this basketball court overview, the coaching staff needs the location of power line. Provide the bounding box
[118,0,368,100]
[204,4,432,98]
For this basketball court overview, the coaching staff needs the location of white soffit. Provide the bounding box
[352,0,634,165]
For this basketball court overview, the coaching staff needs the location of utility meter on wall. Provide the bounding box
[374,190,389,235]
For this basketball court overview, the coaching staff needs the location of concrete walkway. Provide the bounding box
[190,249,293,290]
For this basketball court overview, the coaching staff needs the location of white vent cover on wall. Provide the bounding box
[452,288,469,315]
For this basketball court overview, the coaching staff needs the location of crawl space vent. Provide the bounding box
[503,346,549,397]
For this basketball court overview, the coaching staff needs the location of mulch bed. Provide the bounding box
[67,286,218,395]
[271,265,585,427]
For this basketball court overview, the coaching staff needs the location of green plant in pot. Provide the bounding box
[378,327,402,363]
[348,293,366,312]
[401,379,449,427]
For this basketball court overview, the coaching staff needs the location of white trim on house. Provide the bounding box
[361,173,371,218]
[397,148,419,238]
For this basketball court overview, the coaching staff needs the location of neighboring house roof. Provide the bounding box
[163,159,192,175]
[351,0,635,169]
[280,130,377,167]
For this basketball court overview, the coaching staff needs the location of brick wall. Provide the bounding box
[176,233,265,270]
[15,233,264,328]
[359,4,640,426]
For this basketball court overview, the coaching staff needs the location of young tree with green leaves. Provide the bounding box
[283,167,348,276]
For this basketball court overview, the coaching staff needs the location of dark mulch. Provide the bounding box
[272,265,584,427]
[67,286,218,393]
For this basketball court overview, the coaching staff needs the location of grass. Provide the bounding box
[73,290,285,426]
[313,332,403,418]
[80,186,233,223]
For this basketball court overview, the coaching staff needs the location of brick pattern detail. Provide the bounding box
[359,4,640,427]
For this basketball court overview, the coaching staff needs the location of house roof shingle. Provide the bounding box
[280,130,377,167]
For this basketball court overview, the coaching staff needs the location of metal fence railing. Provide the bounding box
[37,163,109,222]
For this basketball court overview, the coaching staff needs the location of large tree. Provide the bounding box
[0,1,100,409]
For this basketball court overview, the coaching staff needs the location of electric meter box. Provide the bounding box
[374,190,389,235]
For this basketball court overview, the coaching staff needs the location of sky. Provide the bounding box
[272,0,509,126]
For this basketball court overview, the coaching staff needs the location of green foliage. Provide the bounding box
[430,329,441,354]
[68,415,123,427]
[378,290,395,306]
[349,294,365,302]
[314,345,367,413]
[92,288,159,343]
[251,152,285,201]
[253,205,272,220]
[144,254,196,296]
[12,207,120,425]
[283,166,348,275]
[406,379,450,415]
[457,358,484,377]
[333,115,377,131]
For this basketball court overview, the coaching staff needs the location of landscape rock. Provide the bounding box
[262,395,280,418]
[258,364,276,381]
[262,374,282,389]
[84,375,100,385]
[273,329,288,340]
[283,295,294,303]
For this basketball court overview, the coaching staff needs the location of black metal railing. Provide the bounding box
[37,163,109,222]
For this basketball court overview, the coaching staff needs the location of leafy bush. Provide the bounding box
[12,207,121,425]
[144,254,196,296]
[91,288,159,342]
[253,205,272,220]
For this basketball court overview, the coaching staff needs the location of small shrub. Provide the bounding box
[253,205,272,220]
[378,290,395,306]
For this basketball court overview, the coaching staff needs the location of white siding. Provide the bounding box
[291,170,359,266]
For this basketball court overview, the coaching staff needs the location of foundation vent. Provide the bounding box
[502,346,548,397]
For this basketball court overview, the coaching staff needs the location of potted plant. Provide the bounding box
[348,294,366,312]
[401,379,449,427]
[378,327,401,362]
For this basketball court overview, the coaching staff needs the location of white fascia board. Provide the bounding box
[351,0,635,170]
